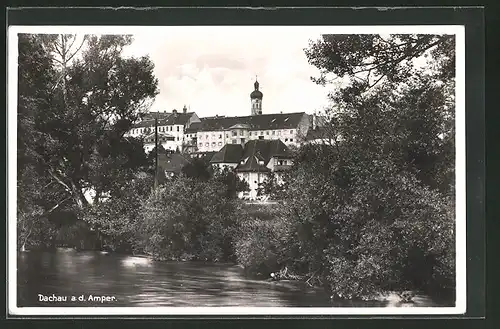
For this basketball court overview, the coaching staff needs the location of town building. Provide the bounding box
[127,79,326,157]
[194,112,310,152]
[209,139,293,200]
[126,106,201,153]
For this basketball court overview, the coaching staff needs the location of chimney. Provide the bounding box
[183,105,187,114]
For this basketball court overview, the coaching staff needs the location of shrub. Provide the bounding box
[138,175,240,261]
[233,204,292,277]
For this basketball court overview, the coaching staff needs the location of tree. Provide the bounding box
[304,34,455,194]
[17,34,62,250]
[84,174,154,252]
[212,166,250,199]
[21,34,158,211]
[181,157,212,180]
[138,175,241,261]
[270,34,456,299]
[17,34,159,249]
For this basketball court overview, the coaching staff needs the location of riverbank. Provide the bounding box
[19,247,454,307]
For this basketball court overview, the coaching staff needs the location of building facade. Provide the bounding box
[209,139,293,200]
[127,80,322,157]
[194,112,310,153]
[126,106,201,153]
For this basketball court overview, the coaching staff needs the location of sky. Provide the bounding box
[122,27,331,118]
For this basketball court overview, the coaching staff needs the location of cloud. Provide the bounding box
[123,27,330,117]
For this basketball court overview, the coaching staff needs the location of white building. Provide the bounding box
[190,79,311,153]
[126,106,200,153]
[209,139,293,200]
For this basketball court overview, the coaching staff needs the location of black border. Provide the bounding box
[4,5,486,327]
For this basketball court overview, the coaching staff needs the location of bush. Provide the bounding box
[232,204,292,277]
[270,145,456,300]
[138,175,240,261]
[83,175,153,252]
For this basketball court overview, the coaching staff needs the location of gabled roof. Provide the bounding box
[228,123,251,130]
[241,139,290,164]
[210,144,244,164]
[157,153,191,174]
[133,112,196,128]
[236,139,292,172]
[236,155,270,173]
[194,112,307,132]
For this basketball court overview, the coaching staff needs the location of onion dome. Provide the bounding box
[250,79,263,99]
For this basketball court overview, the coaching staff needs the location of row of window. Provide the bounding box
[199,142,223,147]
[132,125,182,135]
[200,129,295,139]
[145,137,180,143]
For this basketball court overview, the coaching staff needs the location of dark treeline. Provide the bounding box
[17,33,455,302]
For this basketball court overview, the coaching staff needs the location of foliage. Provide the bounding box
[181,157,213,180]
[138,175,240,261]
[232,205,291,276]
[212,166,250,199]
[83,175,154,252]
[20,34,158,211]
[255,34,458,299]
[17,34,158,249]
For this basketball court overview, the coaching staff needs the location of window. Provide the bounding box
[272,131,275,135]
[285,138,288,142]
[290,139,293,143]
[232,140,237,144]
[205,143,209,147]
[232,131,237,137]
[177,137,180,141]
[266,131,269,135]
[218,142,222,146]
[260,131,263,135]
[212,142,216,146]
[259,136,264,140]
[219,134,222,139]
[226,134,229,138]
[240,130,244,136]
[290,130,294,134]
[206,134,209,139]
[177,126,180,132]
[278,131,281,136]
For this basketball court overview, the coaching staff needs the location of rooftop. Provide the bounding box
[236,139,291,172]
[210,144,244,164]
[133,112,196,128]
[196,112,307,132]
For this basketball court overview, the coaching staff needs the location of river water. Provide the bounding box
[17,249,449,308]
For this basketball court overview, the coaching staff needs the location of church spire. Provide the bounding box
[250,76,263,116]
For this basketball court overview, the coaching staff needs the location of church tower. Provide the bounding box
[250,77,263,115]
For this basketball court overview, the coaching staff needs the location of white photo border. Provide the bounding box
[7,24,466,316]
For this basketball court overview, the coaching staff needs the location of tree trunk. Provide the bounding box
[70,180,88,210]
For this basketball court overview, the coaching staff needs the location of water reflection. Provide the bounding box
[17,250,446,308]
